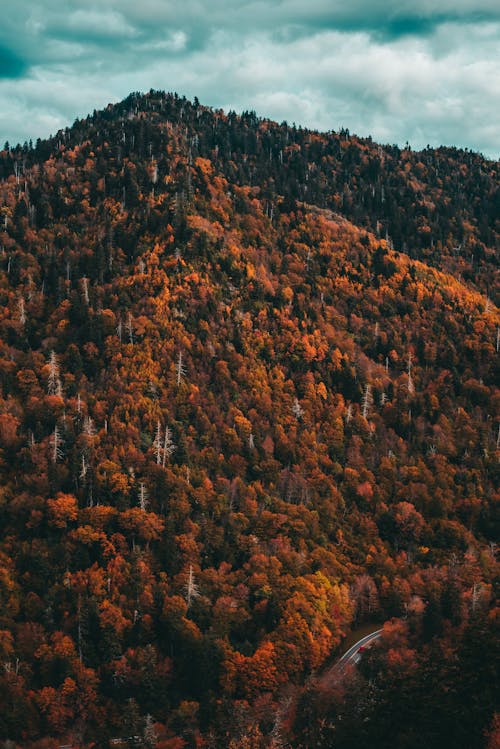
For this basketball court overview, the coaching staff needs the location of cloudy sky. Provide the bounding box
[1,0,499,158]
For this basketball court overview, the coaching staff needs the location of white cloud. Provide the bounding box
[0,2,498,159]
[62,9,138,38]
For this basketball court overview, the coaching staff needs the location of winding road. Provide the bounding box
[337,628,383,667]
[317,628,383,689]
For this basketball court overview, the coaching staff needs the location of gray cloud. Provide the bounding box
[0,1,498,159]
[0,45,27,79]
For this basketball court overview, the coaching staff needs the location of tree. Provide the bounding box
[162,426,176,466]
[292,398,303,420]
[176,350,186,386]
[46,493,79,528]
[50,425,64,463]
[47,351,62,396]
[362,384,372,419]
[153,420,163,465]
[184,565,200,609]
[139,482,148,511]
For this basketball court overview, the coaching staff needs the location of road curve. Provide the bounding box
[316,628,383,689]
[337,628,383,667]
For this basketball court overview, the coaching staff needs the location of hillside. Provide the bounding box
[0,91,498,748]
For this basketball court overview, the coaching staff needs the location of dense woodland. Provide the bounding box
[0,90,498,748]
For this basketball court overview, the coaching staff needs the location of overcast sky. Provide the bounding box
[1,1,499,158]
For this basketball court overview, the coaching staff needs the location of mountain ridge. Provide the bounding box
[2,90,499,299]
[0,90,498,748]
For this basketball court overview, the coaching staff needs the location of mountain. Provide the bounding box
[0,90,498,748]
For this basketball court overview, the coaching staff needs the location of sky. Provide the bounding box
[1,1,499,159]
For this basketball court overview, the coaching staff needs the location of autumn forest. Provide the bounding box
[0,91,498,748]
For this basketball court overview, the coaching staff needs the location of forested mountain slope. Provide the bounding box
[0,91,498,748]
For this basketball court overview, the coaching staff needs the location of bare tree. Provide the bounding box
[18,297,26,326]
[184,564,200,609]
[153,420,163,465]
[292,397,304,421]
[80,454,88,481]
[138,482,148,511]
[81,277,90,305]
[50,426,64,463]
[471,582,483,612]
[151,162,158,186]
[47,351,62,396]
[83,416,95,437]
[362,384,373,419]
[407,351,415,395]
[176,350,186,386]
[162,426,176,467]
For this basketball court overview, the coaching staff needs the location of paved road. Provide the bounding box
[337,628,383,667]
[316,628,383,689]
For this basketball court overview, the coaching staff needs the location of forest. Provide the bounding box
[0,90,498,748]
